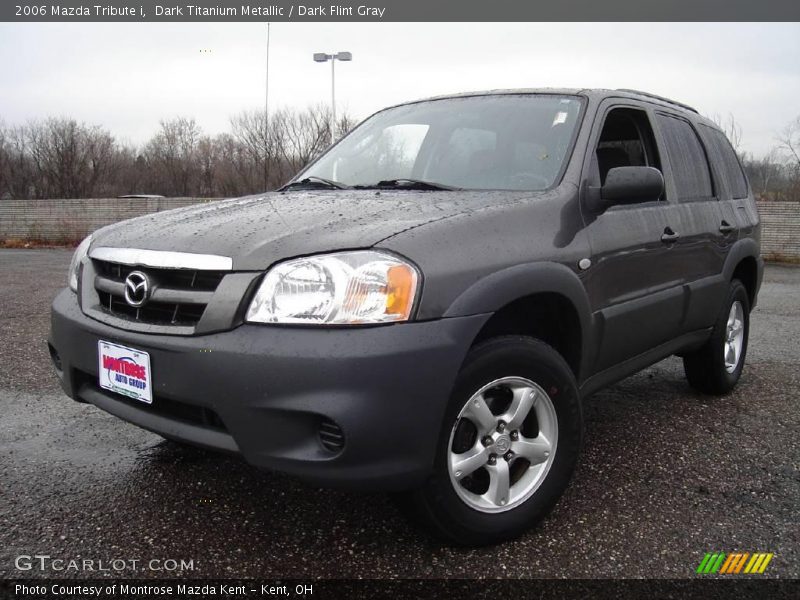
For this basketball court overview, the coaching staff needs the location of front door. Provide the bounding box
[581,102,687,375]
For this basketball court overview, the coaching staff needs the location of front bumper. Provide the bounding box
[49,289,489,490]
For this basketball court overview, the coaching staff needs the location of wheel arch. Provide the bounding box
[722,238,763,309]
[443,262,592,381]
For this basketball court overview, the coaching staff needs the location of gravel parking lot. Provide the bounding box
[1,249,798,579]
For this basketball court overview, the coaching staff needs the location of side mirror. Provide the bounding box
[600,166,664,208]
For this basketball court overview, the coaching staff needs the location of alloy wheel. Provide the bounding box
[447,376,558,513]
[724,300,745,374]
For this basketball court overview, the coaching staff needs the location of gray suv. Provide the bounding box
[49,89,763,545]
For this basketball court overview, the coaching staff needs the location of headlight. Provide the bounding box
[246,251,420,325]
[68,235,92,292]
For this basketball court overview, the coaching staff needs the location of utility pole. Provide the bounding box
[264,22,270,190]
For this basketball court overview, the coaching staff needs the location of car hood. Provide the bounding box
[91,189,534,270]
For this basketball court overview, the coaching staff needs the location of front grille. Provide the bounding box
[96,291,207,326]
[93,260,226,327]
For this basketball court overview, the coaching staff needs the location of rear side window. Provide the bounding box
[655,114,713,201]
[701,125,749,199]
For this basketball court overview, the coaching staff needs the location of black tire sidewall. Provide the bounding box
[416,336,582,545]
[705,280,751,388]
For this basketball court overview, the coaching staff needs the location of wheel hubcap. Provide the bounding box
[724,301,745,374]
[494,435,511,454]
[448,376,558,513]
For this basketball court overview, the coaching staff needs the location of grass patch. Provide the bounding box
[1,238,79,249]
[763,252,800,265]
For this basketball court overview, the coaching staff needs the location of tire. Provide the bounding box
[683,279,750,395]
[406,336,583,546]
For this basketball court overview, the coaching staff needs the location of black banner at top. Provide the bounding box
[2,0,799,22]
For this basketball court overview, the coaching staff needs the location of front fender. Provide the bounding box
[442,261,594,379]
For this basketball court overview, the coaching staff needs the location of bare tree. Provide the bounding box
[112,144,146,196]
[0,105,358,200]
[143,117,202,196]
[334,108,359,140]
[230,110,271,191]
[84,125,117,196]
[273,104,334,175]
[231,104,355,191]
[3,118,117,198]
[196,136,218,197]
[212,132,251,197]
[2,125,36,199]
[742,149,782,198]
[0,120,8,198]
[711,113,743,155]
[778,116,800,169]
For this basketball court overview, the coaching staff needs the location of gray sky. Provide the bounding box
[1,22,798,157]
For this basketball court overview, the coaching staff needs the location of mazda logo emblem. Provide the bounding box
[495,436,511,454]
[124,271,150,307]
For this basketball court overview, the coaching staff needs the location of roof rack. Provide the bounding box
[616,89,698,114]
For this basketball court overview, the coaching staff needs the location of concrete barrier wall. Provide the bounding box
[1,197,798,260]
[0,197,219,242]
[757,201,800,261]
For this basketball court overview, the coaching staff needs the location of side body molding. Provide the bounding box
[442,261,594,381]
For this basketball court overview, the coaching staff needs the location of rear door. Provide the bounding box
[652,112,728,333]
[699,124,752,240]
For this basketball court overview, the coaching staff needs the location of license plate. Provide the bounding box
[98,340,153,404]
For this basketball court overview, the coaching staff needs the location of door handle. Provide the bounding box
[719,220,736,234]
[661,227,680,243]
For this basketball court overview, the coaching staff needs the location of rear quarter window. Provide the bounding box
[700,125,749,199]
[655,113,714,201]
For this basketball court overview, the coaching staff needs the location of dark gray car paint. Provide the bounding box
[91,189,536,271]
[51,288,489,489]
[50,88,763,489]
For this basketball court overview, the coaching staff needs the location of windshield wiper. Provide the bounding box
[357,179,461,191]
[280,176,350,191]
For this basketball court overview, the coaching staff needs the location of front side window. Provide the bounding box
[594,107,662,187]
[655,114,714,201]
[300,95,584,191]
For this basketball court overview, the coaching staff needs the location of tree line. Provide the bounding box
[714,114,800,202]
[0,108,798,201]
[0,105,355,200]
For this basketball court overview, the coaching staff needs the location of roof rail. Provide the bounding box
[616,89,698,114]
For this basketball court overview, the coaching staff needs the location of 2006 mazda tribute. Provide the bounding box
[50,89,762,545]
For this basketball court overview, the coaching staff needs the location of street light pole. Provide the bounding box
[313,51,352,141]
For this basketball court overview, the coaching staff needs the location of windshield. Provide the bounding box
[298,94,583,191]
